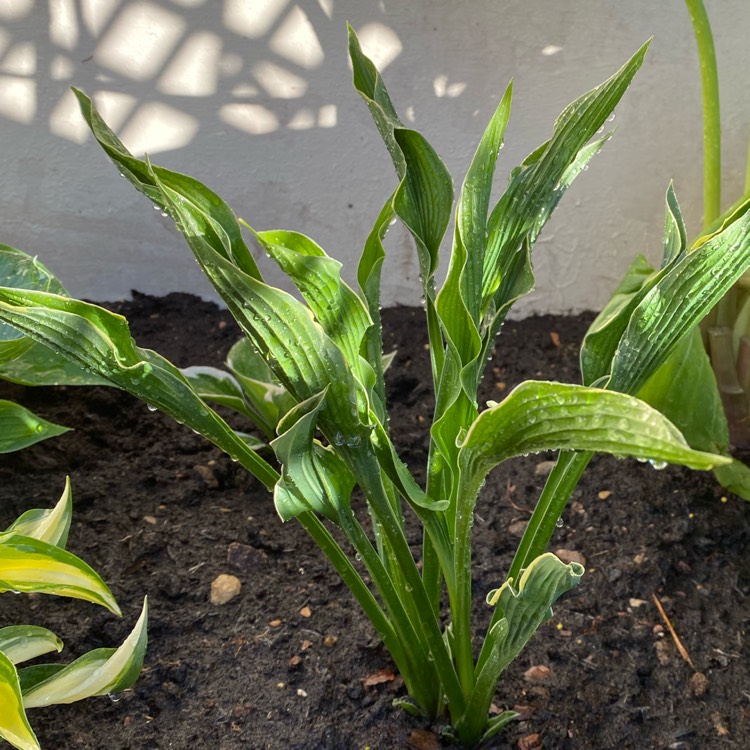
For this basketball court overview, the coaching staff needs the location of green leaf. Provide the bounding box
[0,400,70,453]
[581,254,660,386]
[5,477,73,548]
[431,88,513,496]
[348,25,453,284]
[636,328,728,454]
[225,337,294,438]
[608,201,750,395]
[482,41,649,321]
[271,391,356,522]
[252,229,373,380]
[0,532,120,614]
[0,245,67,365]
[459,380,728,490]
[0,340,109,387]
[713,458,750,500]
[180,366,254,420]
[0,650,39,750]
[455,553,582,744]
[0,626,63,665]
[72,89,261,281]
[22,598,147,708]
[0,288,280,490]
[662,181,688,266]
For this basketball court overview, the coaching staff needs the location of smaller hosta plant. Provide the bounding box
[0,479,147,750]
[593,0,750,500]
[1,26,750,747]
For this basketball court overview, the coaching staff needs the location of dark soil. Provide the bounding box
[1,292,749,750]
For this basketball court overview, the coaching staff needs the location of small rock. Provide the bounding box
[143,515,157,525]
[509,520,528,537]
[288,655,302,669]
[406,729,441,750]
[554,549,586,567]
[227,542,267,570]
[523,665,552,684]
[323,635,338,647]
[518,732,543,750]
[194,463,219,488]
[710,711,729,736]
[690,671,709,697]
[598,490,611,500]
[628,598,648,608]
[299,605,312,618]
[535,460,557,476]
[210,574,241,605]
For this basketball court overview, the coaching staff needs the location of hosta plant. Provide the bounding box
[591,0,750,500]
[0,479,147,750]
[1,27,749,747]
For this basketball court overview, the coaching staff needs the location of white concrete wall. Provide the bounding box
[1,0,749,316]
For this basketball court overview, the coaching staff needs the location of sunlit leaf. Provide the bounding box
[0,650,38,750]
[22,598,147,708]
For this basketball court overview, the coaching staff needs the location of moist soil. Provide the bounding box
[1,292,749,750]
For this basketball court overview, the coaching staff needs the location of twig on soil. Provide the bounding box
[652,594,696,670]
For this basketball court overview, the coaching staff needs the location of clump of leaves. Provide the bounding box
[1,27,748,747]
[590,0,750,499]
[0,479,147,750]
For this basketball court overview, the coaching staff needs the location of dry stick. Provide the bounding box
[652,593,696,670]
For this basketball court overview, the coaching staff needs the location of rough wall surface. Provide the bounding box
[1,0,748,315]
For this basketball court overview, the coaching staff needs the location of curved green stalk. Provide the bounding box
[685,0,721,229]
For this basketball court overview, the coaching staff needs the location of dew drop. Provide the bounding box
[649,459,667,471]
[107,693,122,703]
[555,517,564,528]
[147,404,157,412]
[333,432,345,447]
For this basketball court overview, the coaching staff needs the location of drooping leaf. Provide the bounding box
[0,650,38,750]
[0,532,120,614]
[0,626,63,665]
[0,340,109,386]
[0,400,70,453]
[0,288,279,490]
[73,89,261,281]
[348,24,453,285]
[22,598,147,708]
[459,380,728,496]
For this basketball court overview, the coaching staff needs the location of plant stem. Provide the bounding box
[685,0,721,229]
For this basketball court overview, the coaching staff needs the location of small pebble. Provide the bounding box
[523,665,552,684]
[210,574,241,605]
[690,671,709,697]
